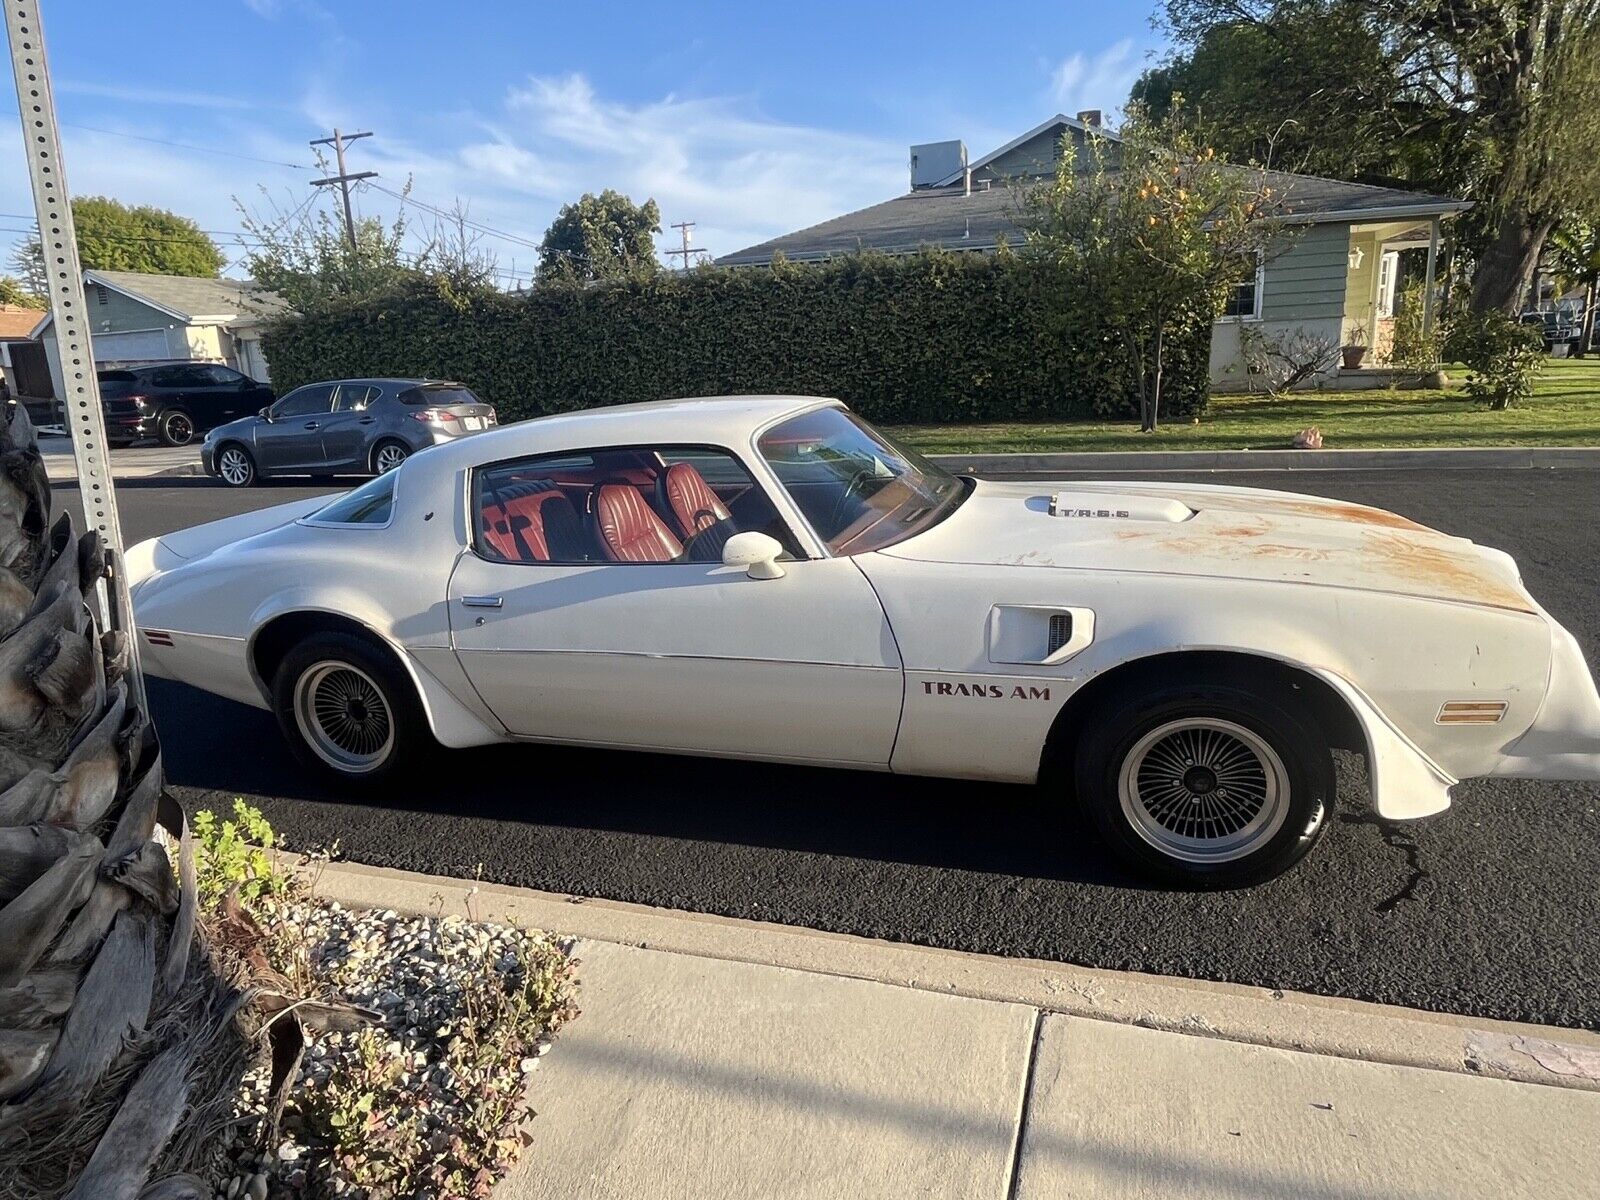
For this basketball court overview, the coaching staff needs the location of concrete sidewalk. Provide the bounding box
[39,433,202,481]
[310,860,1600,1200]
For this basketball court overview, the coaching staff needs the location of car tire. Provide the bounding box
[157,408,196,447]
[1072,680,1333,887]
[272,630,432,787]
[371,440,410,475]
[215,443,257,488]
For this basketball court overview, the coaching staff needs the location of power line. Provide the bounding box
[366,181,544,252]
[0,110,314,169]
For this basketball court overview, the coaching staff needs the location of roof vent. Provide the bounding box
[1077,109,1103,129]
[910,139,966,190]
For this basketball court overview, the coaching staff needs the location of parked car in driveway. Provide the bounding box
[128,395,1600,886]
[98,362,275,447]
[201,378,497,486]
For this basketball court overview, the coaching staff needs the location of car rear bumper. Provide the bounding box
[199,441,220,476]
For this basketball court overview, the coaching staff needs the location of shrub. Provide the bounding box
[1238,325,1339,395]
[193,798,291,907]
[1444,310,1546,410]
[261,251,1213,426]
[1389,280,1441,372]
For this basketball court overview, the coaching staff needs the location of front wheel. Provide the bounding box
[1073,681,1334,886]
[215,443,257,487]
[272,631,432,786]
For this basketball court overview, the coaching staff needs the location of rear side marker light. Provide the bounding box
[1437,701,1507,725]
[143,629,174,647]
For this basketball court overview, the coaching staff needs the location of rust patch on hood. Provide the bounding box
[1216,494,1431,532]
[1358,530,1533,612]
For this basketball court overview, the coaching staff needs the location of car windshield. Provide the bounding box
[757,407,967,555]
[306,473,396,525]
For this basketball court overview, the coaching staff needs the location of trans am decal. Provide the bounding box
[922,680,1051,701]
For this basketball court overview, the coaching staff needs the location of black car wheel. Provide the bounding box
[216,443,257,488]
[157,408,196,447]
[272,630,431,786]
[1073,680,1334,887]
[372,440,410,475]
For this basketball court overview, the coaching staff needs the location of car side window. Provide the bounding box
[472,445,796,566]
[333,384,378,411]
[274,384,336,418]
[150,366,190,388]
[200,364,246,386]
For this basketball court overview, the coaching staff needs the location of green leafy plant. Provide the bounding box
[1445,310,1547,410]
[1390,280,1442,372]
[260,246,1214,427]
[192,799,291,906]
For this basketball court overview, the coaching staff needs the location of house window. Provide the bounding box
[1222,258,1264,320]
[1377,251,1399,318]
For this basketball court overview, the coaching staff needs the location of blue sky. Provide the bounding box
[2,1,1167,285]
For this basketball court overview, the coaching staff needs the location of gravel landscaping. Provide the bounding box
[194,805,579,1200]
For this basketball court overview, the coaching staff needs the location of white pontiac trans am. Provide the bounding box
[127,395,1600,884]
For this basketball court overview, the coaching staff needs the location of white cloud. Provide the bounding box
[55,80,259,111]
[1048,39,1143,120]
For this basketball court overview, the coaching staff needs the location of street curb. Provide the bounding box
[301,857,1600,1094]
[933,446,1600,474]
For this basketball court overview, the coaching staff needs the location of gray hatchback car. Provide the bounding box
[201,378,497,486]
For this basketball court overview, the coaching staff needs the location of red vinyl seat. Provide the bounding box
[592,482,684,563]
[480,484,587,562]
[660,462,736,559]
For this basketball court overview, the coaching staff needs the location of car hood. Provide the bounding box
[879,478,1535,613]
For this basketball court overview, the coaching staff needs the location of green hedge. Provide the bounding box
[261,251,1211,425]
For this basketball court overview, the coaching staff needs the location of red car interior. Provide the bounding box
[476,450,763,565]
[591,481,685,562]
[660,462,736,558]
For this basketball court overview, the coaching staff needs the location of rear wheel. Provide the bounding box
[1072,681,1333,886]
[272,631,431,786]
[157,408,195,447]
[372,440,409,475]
[216,443,257,487]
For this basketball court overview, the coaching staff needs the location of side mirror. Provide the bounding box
[258,406,273,421]
[722,531,786,580]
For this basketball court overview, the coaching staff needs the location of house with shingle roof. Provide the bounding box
[31,268,289,401]
[719,113,1470,389]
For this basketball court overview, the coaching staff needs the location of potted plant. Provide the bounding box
[1340,326,1369,369]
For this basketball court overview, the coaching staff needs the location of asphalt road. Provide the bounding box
[57,468,1600,1030]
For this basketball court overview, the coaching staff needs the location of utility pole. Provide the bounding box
[666,220,709,271]
[310,127,376,247]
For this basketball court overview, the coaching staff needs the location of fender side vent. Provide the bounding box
[1046,614,1072,656]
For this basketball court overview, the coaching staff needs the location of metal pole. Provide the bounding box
[4,0,145,709]
[1421,217,1439,343]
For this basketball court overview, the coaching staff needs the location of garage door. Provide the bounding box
[92,330,171,362]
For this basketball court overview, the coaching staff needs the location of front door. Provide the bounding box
[447,444,903,766]
[255,382,335,471]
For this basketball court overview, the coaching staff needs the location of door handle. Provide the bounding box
[303,421,320,429]
[358,417,376,424]
[461,595,503,608]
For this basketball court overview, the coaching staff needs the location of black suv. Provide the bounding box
[99,362,275,447]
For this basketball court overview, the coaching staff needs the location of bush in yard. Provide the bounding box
[1445,310,1546,409]
[1237,324,1339,395]
[261,247,1214,426]
[1390,280,1442,373]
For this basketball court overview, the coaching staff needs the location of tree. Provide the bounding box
[238,190,418,311]
[0,274,43,308]
[1149,0,1600,313]
[237,185,498,310]
[537,190,661,282]
[12,197,225,283]
[0,402,233,1195]
[1025,109,1289,430]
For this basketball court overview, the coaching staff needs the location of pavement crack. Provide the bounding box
[1340,812,1430,914]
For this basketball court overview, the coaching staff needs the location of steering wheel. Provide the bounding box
[827,468,879,536]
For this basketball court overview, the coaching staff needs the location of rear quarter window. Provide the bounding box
[305,473,396,526]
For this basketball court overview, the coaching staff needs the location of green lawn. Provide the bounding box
[891,356,1600,455]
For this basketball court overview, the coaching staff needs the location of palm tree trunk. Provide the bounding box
[0,402,235,1198]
